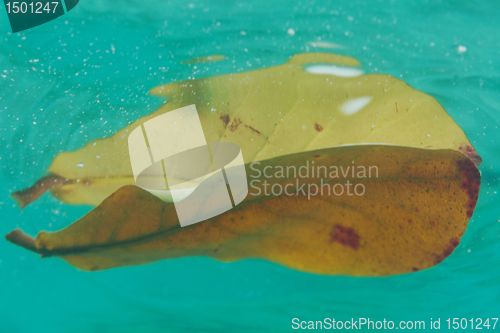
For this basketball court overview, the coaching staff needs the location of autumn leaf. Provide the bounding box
[6,145,480,276]
[12,52,481,208]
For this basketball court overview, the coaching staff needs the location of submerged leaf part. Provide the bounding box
[13,52,481,208]
[6,145,481,276]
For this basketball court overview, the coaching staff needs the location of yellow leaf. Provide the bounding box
[6,145,481,276]
[12,52,481,208]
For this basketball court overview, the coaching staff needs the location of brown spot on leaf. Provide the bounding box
[411,267,419,272]
[314,123,323,132]
[313,154,321,158]
[459,145,482,166]
[457,158,481,218]
[220,114,230,127]
[329,224,360,250]
[245,124,261,135]
[229,117,242,132]
[435,237,460,264]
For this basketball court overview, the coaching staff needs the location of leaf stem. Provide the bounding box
[5,229,40,254]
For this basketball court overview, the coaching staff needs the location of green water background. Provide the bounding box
[0,0,499,331]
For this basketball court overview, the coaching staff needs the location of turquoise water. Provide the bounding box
[1,0,499,332]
